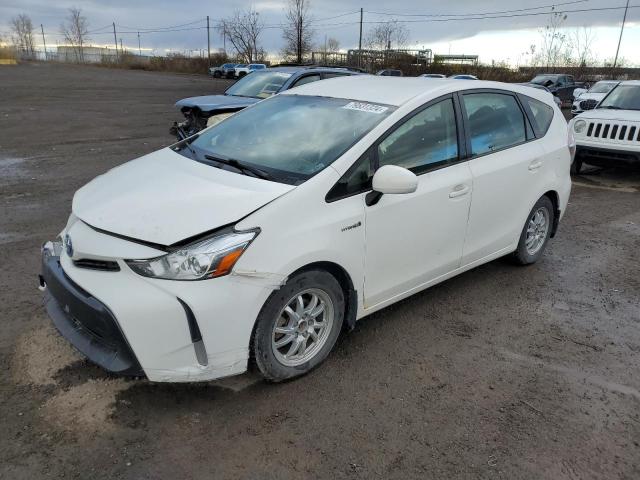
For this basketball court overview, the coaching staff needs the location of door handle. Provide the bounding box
[449,184,470,198]
[528,160,543,171]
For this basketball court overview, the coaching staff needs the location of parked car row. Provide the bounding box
[378,71,479,80]
[209,63,267,79]
[172,66,361,140]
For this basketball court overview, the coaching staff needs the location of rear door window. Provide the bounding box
[462,93,527,156]
[521,96,554,137]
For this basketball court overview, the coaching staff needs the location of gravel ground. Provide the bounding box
[1,62,639,480]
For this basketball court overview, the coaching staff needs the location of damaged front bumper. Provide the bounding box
[38,222,280,382]
[40,243,144,376]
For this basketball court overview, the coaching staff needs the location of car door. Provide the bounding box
[459,90,546,266]
[361,96,473,308]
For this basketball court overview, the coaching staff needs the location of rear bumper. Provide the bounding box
[576,145,640,168]
[40,249,144,376]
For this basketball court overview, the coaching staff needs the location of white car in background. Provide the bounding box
[40,77,571,383]
[570,80,640,174]
[234,63,267,78]
[571,80,619,116]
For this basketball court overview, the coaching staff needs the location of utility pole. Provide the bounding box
[112,22,119,61]
[324,34,327,63]
[206,15,211,68]
[613,0,630,70]
[137,31,141,56]
[40,24,47,60]
[120,38,123,55]
[358,8,363,67]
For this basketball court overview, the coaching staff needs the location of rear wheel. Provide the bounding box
[513,196,555,265]
[253,270,344,382]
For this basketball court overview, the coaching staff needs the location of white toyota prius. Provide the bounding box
[40,77,572,382]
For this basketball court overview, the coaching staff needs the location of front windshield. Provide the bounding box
[531,75,558,86]
[590,82,617,94]
[598,85,640,110]
[189,95,395,184]
[225,71,292,99]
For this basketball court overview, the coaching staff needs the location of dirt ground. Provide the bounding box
[1,62,639,480]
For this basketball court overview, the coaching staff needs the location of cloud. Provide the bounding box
[1,0,638,62]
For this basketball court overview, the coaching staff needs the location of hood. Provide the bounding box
[575,92,607,102]
[72,149,294,246]
[175,94,259,113]
[576,108,640,122]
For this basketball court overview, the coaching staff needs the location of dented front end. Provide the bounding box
[40,219,280,382]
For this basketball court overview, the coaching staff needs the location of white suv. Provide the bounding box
[40,77,571,383]
[570,80,640,174]
[571,80,619,116]
[234,63,266,78]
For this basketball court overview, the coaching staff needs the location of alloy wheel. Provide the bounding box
[271,288,334,367]
[525,207,550,256]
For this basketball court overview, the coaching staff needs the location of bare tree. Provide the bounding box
[217,8,264,63]
[282,0,314,63]
[327,37,340,53]
[10,14,36,58]
[317,36,340,64]
[570,27,596,67]
[534,9,568,68]
[365,20,409,51]
[60,7,90,63]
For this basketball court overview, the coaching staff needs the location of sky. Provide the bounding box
[0,0,639,66]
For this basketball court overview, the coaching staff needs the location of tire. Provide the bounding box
[571,157,583,175]
[512,196,555,265]
[213,71,221,78]
[253,270,344,382]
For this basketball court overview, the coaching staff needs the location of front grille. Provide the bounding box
[585,121,640,142]
[73,259,120,271]
[579,99,598,110]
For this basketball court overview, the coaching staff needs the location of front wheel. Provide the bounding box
[213,71,221,78]
[253,270,344,382]
[512,196,555,265]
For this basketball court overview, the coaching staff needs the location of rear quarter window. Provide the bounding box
[522,96,554,137]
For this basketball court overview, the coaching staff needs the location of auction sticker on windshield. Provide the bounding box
[342,101,389,114]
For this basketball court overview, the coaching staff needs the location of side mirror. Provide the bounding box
[366,165,418,206]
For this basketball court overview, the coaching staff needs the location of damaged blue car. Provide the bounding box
[170,66,362,140]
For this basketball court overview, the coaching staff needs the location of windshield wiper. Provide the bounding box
[172,133,200,155]
[204,154,271,180]
[599,105,622,110]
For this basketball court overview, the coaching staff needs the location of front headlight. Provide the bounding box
[126,230,258,281]
[573,119,587,134]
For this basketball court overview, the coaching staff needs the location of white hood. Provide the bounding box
[576,108,640,123]
[575,92,607,103]
[72,149,294,245]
